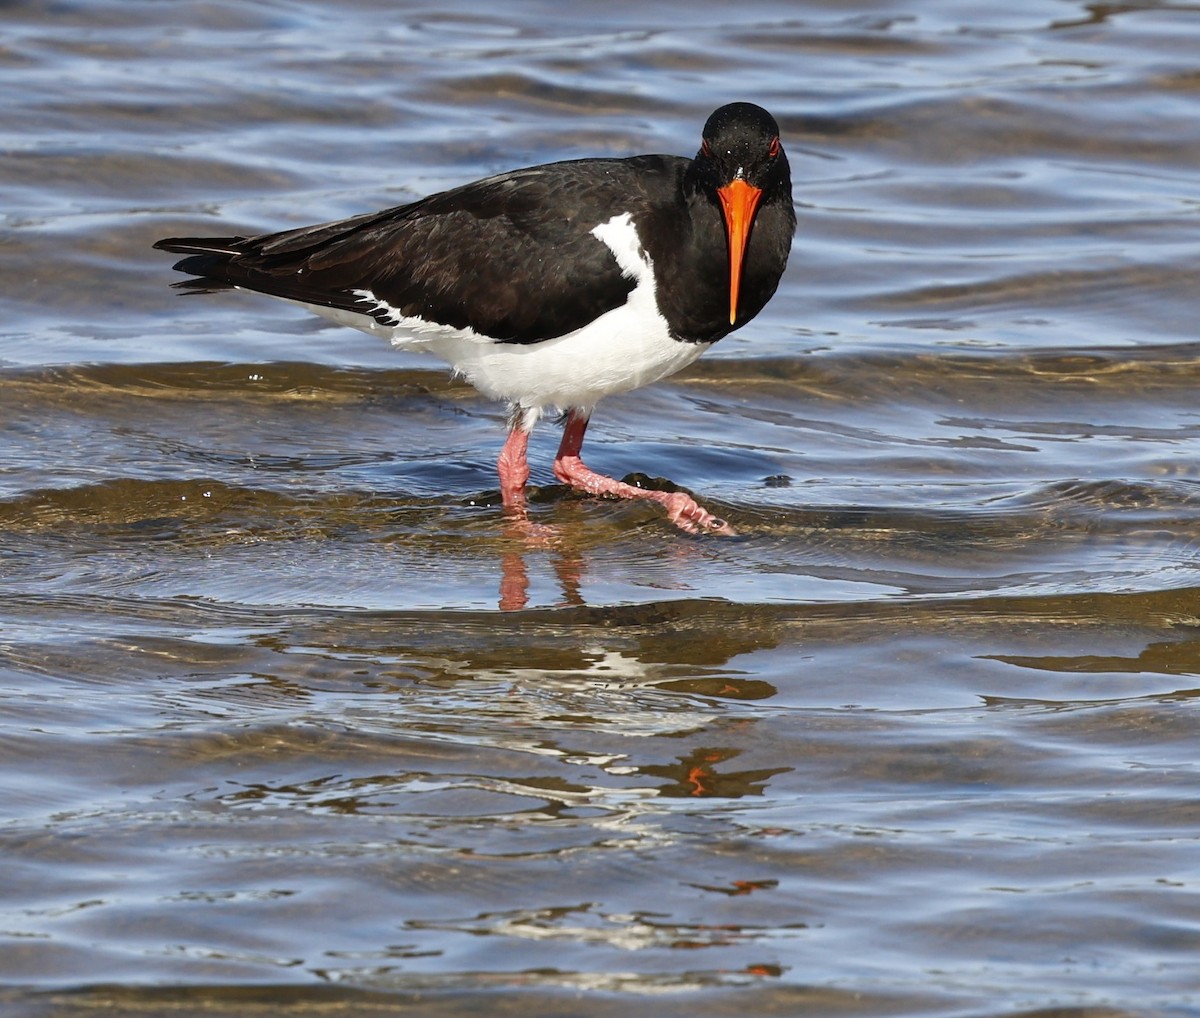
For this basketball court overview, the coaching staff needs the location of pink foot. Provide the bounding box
[552,411,735,536]
[554,456,733,534]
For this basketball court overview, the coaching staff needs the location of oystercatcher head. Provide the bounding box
[155,102,795,534]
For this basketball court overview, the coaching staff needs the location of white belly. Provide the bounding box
[420,298,705,415]
[307,212,710,417]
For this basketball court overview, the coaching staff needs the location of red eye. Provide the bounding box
[768,136,780,158]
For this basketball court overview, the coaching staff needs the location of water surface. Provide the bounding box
[2,1,1200,1015]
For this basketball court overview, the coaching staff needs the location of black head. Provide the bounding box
[696,102,789,191]
[691,102,791,324]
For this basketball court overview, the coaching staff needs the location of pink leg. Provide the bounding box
[552,410,734,535]
[497,420,558,541]
[497,424,531,511]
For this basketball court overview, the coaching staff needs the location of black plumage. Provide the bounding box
[157,105,794,346]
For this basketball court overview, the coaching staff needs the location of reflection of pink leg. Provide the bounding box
[498,548,529,612]
[552,410,734,535]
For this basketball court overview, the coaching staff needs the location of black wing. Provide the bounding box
[155,157,681,344]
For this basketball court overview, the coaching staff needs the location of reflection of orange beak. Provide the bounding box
[717,178,764,325]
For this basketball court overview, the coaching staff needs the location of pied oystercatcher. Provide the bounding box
[156,102,795,533]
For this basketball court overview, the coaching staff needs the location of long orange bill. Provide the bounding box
[716,178,764,325]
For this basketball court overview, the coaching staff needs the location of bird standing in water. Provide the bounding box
[156,102,795,533]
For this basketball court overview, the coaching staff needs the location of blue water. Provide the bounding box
[2,2,1200,1015]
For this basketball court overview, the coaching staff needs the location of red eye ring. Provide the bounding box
[768,136,780,158]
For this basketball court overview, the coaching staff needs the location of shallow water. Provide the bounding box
[2,1,1200,1015]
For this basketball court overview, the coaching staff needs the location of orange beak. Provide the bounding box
[716,178,764,325]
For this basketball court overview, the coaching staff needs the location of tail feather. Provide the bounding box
[158,249,240,291]
[153,236,247,256]
[169,274,237,294]
[155,238,361,313]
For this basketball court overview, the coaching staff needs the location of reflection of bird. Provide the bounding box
[156,103,795,533]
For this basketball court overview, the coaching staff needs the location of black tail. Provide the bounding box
[153,237,246,290]
[153,236,245,256]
